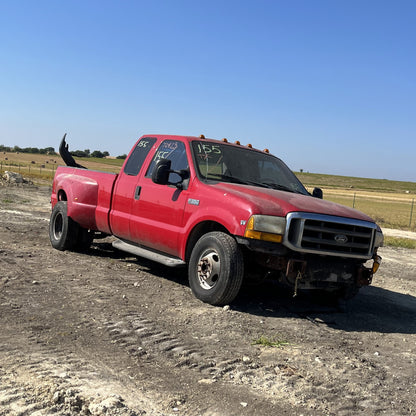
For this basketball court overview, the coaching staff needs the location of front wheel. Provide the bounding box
[188,232,244,306]
[49,201,78,251]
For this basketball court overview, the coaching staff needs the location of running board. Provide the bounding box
[112,239,186,267]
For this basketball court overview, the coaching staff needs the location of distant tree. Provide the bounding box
[71,150,89,157]
[116,154,127,160]
[103,151,110,157]
[84,149,90,156]
[91,150,105,158]
[0,144,56,155]
[40,148,57,155]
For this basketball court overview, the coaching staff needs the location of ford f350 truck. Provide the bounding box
[49,134,383,306]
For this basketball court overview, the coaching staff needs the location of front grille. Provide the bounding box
[284,212,376,259]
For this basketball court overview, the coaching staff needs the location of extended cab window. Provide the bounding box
[146,140,189,183]
[124,137,157,176]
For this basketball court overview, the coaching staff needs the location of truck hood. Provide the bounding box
[212,182,375,223]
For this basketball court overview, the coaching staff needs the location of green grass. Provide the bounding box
[76,157,124,167]
[251,335,290,348]
[384,236,416,250]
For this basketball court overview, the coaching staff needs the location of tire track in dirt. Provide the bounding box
[102,311,397,416]
[24,240,409,416]
[0,341,146,416]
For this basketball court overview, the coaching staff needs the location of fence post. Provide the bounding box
[410,199,415,228]
[353,193,356,208]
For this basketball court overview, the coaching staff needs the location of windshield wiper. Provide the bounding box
[206,174,275,189]
[205,173,250,185]
[205,174,303,194]
[262,182,300,193]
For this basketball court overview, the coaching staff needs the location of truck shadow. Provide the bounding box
[236,282,416,335]
[88,242,416,335]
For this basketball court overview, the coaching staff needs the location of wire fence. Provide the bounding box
[324,191,415,230]
[1,161,58,181]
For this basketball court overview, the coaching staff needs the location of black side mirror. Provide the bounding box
[152,159,189,188]
[312,187,323,199]
[152,159,171,185]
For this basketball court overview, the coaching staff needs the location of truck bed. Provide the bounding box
[51,166,118,234]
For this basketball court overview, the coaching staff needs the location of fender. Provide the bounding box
[177,203,251,260]
[53,167,117,233]
[54,170,99,229]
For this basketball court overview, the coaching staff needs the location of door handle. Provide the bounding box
[134,186,141,200]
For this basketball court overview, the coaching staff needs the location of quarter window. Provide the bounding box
[123,137,157,176]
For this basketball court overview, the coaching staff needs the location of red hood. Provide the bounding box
[212,182,374,223]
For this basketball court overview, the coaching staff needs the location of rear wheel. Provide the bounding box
[49,201,78,251]
[188,232,244,306]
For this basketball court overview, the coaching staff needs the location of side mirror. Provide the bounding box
[312,187,323,199]
[151,159,189,188]
[152,159,171,185]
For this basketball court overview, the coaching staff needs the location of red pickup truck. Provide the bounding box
[49,134,383,306]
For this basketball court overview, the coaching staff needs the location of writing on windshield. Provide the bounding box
[191,141,307,195]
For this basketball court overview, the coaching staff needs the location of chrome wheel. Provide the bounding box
[197,250,221,290]
[188,232,244,306]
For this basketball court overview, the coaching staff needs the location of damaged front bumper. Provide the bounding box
[357,254,382,286]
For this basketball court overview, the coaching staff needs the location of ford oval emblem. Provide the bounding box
[334,234,348,244]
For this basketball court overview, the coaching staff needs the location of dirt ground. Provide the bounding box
[0,184,415,416]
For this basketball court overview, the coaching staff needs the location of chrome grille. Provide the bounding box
[284,212,377,259]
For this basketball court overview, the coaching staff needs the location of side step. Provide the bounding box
[112,239,186,268]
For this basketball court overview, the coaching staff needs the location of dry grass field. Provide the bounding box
[297,172,416,230]
[0,151,123,182]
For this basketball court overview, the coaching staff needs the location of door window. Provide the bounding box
[146,140,188,184]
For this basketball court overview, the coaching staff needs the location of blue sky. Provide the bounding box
[1,0,415,181]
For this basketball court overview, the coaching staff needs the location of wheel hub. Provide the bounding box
[197,250,220,290]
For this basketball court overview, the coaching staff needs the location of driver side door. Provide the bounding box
[129,139,190,257]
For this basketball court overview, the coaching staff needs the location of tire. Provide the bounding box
[49,201,78,251]
[188,232,244,306]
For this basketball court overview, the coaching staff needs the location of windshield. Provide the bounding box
[191,141,308,195]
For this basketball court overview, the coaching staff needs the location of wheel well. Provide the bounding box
[185,221,229,263]
[57,190,67,201]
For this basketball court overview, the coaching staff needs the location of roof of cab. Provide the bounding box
[140,134,270,154]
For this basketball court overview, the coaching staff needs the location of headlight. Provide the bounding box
[374,229,384,247]
[244,215,286,243]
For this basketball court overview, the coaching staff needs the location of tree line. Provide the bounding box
[0,144,126,159]
[0,144,57,155]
